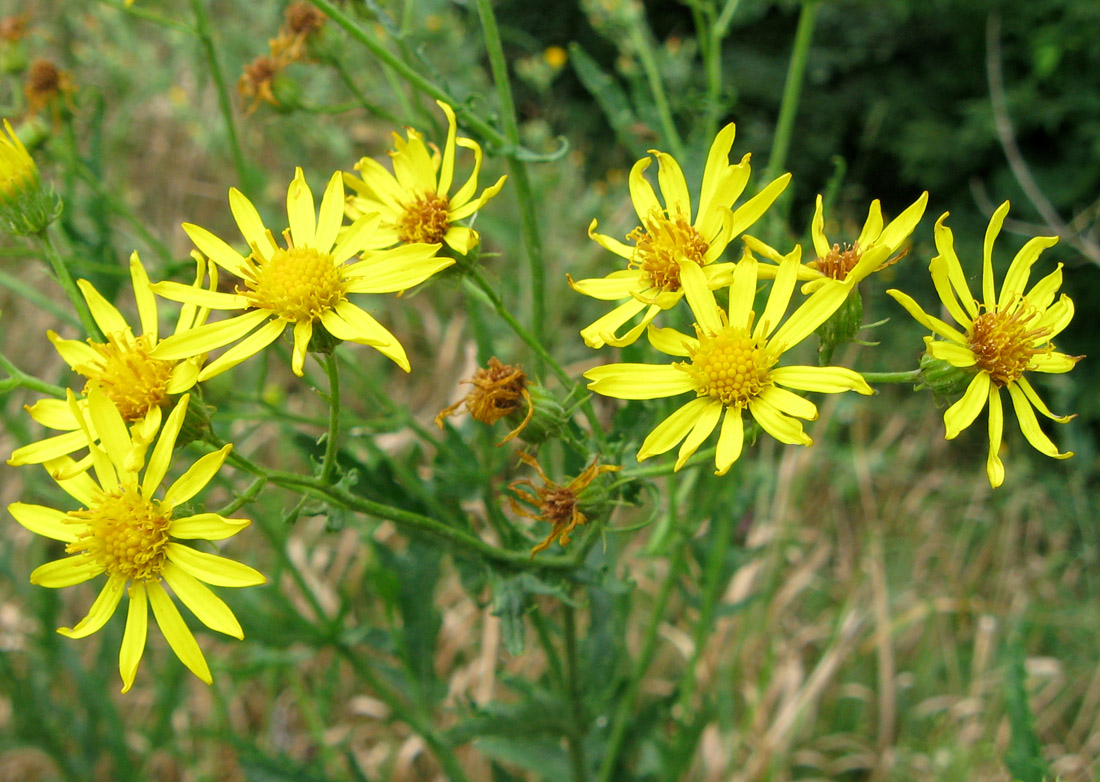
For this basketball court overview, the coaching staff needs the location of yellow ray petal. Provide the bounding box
[315,171,345,253]
[929,254,974,328]
[877,191,928,251]
[443,225,478,255]
[748,395,812,446]
[628,156,660,223]
[646,325,697,357]
[166,543,266,587]
[729,173,791,238]
[143,394,190,496]
[162,444,232,511]
[147,580,212,685]
[287,167,317,249]
[998,234,1058,309]
[171,513,250,540]
[450,136,485,207]
[756,246,800,339]
[151,281,248,310]
[727,250,758,329]
[128,252,159,343]
[931,213,978,320]
[345,250,453,293]
[1015,376,1072,423]
[182,222,248,278]
[568,269,645,301]
[982,201,1011,307]
[25,398,80,430]
[47,329,100,369]
[714,405,744,476]
[291,320,312,377]
[885,289,968,344]
[697,123,737,219]
[587,218,635,260]
[195,317,286,381]
[86,386,132,473]
[58,575,126,639]
[769,278,848,350]
[855,200,884,248]
[578,297,649,349]
[120,583,148,693]
[447,174,507,221]
[679,260,722,335]
[652,151,692,219]
[1028,351,1078,374]
[8,430,90,466]
[584,363,695,400]
[1006,382,1071,460]
[47,456,101,506]
[163,562,244,639]
[637,397,712,461]
[771,365,872,395]
[675,398,723,470]
[331,212,383,261]
[391,129,437,193]
[943,371,991,439]
[926,340,978,368]
[435,101,458,196]
[810,195,830,259]
[329,302,410,371]
[30,556,105,588]
[597,303,664,349]
[229,187,277,259]
[9,502,80,542]
[986,386,1005,487]
[758,386,818,421]
[153,309,270,362]
[77,279,130,338]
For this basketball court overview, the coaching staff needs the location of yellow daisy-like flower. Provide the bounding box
[886,202,1079,488]
[571,123,792,348]
[151,167,453,378]
[585,250,872,474]
[747,191,928,291]
[8,251,213,475]
[344,100,507,255]
[9,390,265,692]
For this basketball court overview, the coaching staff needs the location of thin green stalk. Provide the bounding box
[320,352,341,484]
[219,441,579,572]
[474,0,547,342]
[563,601,589,782]
[861,369,921,384]
[0,351,66,396]
[701,0,744,142]
[620,447,717,479]
[330,59,402,124]
[596,538,686,782]
[530,608,565,691]
[762,0,820,186]
[628,9,684,159]
[310,0,510,151]
[35,229,101,340]
[190,0,249,189]
[337,645,472,782]
[463,269,606,446]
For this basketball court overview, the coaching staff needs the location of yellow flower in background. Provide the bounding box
[8,252,213,475]
[344,100,507,255]
[585,249,871,475]
[746,191,928,291]
[9,391,265,692]
[151,168,453,377]
[887,202,1079,488]
[0,118,59,235]
[572,123,792,348]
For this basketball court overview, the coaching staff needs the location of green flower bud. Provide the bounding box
[816,286,863,362]
[0,119,61,236]
[916,352,977,397]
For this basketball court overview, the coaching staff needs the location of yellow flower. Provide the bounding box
[0,118,59,235]
[344,101,507,255]
[9,390,265,692]
[8,251,213,475]
[571,123,791,348]
[887,202,1079,488]
[584,250,872,475]
[746,191,928,291]
[151,168,453,378]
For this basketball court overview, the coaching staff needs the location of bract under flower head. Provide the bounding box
[9,390,265,692]
[0,118,59,235]
[345,101,507,256]
[151,167,453,378]
[887,201,1080,488]
[585,249,872,475]
[571,123,791,349]
[8,251,214,475]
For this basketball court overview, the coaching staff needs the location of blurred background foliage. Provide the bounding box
[0,0,1097,780]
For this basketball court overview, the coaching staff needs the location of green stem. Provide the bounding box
[861,369,921,384]
[620,446,717,479]
[701,0,743,143]
[762,0,819,186]
[530,608,565,691]
[474,0,547,343]
[596,538,686,782]
[336,646,472,782]
[35,229,101,340]
[463,270,606,445]
[190,0,249,189]
[320,352,341,484]
[330,58,402,124]
[0,351,66,396]
[628,10,684,159]
[219,441,579,572]
[563,601,589,782]
[310,0,511,151]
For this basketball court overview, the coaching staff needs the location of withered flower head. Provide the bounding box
[509,451,620,557]
[285,2,325,37]
[271,2,326,63]
[435,357,533,444]
[0,13,29,43]
[25,59,75,120]
[238,54,283,113]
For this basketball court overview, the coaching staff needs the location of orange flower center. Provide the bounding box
[685,325,775,406]
[66,489,171,582]
[967,303,1051,387]
[242,246,345,323]
[628,208,709,292]
[78,334,175,421]
[810,242,862,281]
[398,192,450,244]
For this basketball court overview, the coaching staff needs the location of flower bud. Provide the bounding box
[0,119,61,236]
[916,350,976,398]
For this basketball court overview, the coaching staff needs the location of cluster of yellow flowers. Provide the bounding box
[574,125,1079,485]
[4,101,504,690]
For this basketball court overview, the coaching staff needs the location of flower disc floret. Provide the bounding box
[966,303,1051,388]
[685,326,775,406]
[80,334,175,421]
[67,489,170,582]
[629,209,709,292]
[242,246,345,322]
[811,242,863,281]
[398,191,451,244]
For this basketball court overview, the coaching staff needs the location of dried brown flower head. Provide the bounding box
[271,2,326,63]
[435,358,533,444]
[0,13,29,43]
[509,451,620,557]
[25,59,75,120]
[238,54,282,112]
[285,2,325,37]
